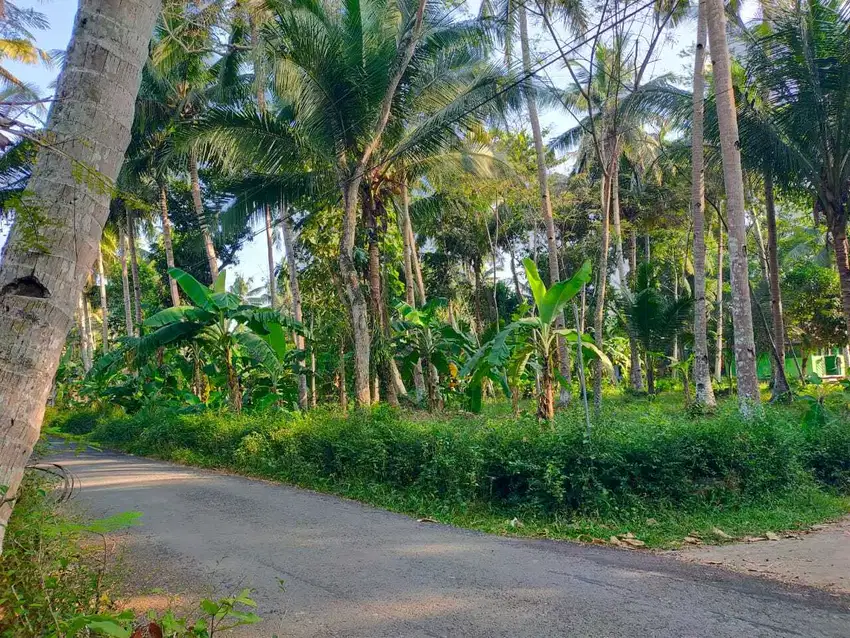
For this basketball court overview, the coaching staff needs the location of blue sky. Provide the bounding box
[4,0,755,289]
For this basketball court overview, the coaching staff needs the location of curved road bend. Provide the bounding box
[47,443,850,638]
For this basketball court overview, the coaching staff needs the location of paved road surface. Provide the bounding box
[46,443,850,637]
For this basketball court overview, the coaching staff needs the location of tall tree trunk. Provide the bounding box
[339,180,371,406]
[764,171,790,397]
[473,260,484,335]
[509,241,523,300]
[691,0,717,409]
[126,212,143,329]
[832,222,850,349]
[715,218,724,382]
[188,150,219,281]
[264,204,277,307]
[705,0,760,412]
[310,315,317,408]
[0,0,161,553]
[97,247,109,353]
[672,257,679,362]
[520,4,570,406]
[628,230,643,391]
[280,205,309,409]
[400,184,426,401]
[120,229,134,337]
[363,188,397,406]
[408,219,427,306]
[159,184,180,307]
[593,154,613,411]
[83,280,96,357]
[77,293,92,372]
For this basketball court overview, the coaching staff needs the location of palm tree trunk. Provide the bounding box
[509,242,523,300]
[764,171,790,397]
[672,258,679,362]
[715,218,724,381]
[264,204,277,307]
[339,180,372,406]
[400,184,426,401]
[0,0,161,554]
[188,149,219,282]
[310,315,317,408]
[408,219,427,306]
[159,184,180,307]
[97,247,109,353]
[705,0,760,412]
[126,212,143,329]
[473,260,484,335]
[120,229,135,337]
[77,293,92,372]
[831,221,850,349]
[520,4,570,407]
[593,154,613,411]
[363,189,397,406]
[280,204,309,409]
[628,230,643,391]
[691,0,717,409]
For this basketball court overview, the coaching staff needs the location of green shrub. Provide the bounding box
[43,405,124,436]
[54,398,848,517]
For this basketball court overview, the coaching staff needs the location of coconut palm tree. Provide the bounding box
[0,0,162,554]
[690,0,717,408]
[704,0,761,411]
[739,0,850,355]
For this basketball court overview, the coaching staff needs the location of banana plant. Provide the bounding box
[393,298,475,412]
[462,258,611,421]
[141,268,301,412]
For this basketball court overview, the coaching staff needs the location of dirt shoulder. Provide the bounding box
[672,516,850,594]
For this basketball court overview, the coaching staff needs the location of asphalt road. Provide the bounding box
[46,443,850,637]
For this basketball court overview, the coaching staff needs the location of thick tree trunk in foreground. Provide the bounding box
[189,150,218,281]
[97,247,109,353]
[705,0,760,413]
[126,213,143,329]
[691,0,717,409]
[339,180,372,406]
[120,229,135,337]
[0,0,161,553]
[764,172,790,397]
[520,4,570,406]
[280,205,308,410]
[160,184,180,307]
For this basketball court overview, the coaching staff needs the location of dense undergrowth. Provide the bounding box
[46,394,850,547]
[0,468,261,637]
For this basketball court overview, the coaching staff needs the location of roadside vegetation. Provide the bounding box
[47,386,850,548]
[0,462,261,637]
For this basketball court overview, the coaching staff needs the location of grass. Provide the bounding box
[45,389,850,550]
